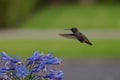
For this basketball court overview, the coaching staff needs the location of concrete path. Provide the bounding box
[63,59,120,80]
[0,29,120,40]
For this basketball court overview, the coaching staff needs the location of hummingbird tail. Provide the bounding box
[85,41,93,45]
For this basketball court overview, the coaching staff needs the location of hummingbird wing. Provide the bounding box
[59,34,76,39]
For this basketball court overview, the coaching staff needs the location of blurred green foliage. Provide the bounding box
[0,0,47,28]
[98,0,120,3]
[0,40,120,59]
[0,0,120,28]
[21,4,120,29]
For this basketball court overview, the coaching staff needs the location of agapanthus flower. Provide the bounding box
[1,52,18,63]
[27,51,40,66]
[46,70,64,80]
[15,62,30,78]
[0,68,10,79]
[0,51,64,80]
[28,52,62,73]
[45,52,62,65]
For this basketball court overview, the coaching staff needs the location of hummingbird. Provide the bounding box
[59,27,93,45]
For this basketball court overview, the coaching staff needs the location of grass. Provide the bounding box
[21,4,120,29]
[0,40,120,59]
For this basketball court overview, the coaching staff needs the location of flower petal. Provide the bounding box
[1,52,18,63]
[15,63,29,78]
[27,51,40,66]
[46,70,64,80]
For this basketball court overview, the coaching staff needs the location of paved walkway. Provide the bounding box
[0,29,120,40]
[63,59,120,80]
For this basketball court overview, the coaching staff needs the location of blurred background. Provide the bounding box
[0,0,120,80]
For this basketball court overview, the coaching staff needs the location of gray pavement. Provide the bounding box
[63,59,120,80]
[0,29,120,40]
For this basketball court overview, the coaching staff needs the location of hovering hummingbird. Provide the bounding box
[59,27,93,45]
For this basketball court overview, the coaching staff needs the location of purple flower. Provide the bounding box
[1,52,18,63]
[15,62,30,78]
[32,62,46,72]
[46,70,64,80]
[0,68,12,79]
[46,57,62,65]
[27,51,40,66]
[31,52,62,73]
[45,52,62,65]
[1,52,20,72]
[0,68,8,76]
[0,51,64,80]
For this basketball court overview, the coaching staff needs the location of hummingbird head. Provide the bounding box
[65,27,78,33]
